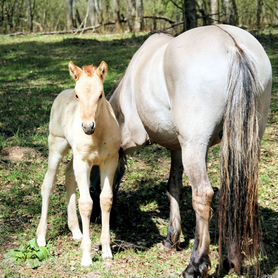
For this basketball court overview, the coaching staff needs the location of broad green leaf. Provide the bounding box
[28,239,39,250]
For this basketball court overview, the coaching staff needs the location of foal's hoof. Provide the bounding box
[72,230,83,241]
[37,237,46,247]
[102,246,113,260]
[81,255,92,267]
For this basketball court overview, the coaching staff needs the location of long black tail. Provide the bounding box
[219,46,262,275]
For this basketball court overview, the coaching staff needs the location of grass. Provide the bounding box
[0,31,277,278]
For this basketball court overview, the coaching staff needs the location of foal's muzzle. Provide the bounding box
[82,122,96,135]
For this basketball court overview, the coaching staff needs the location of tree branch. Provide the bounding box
[169,0,183,11]
[143,15,175,24]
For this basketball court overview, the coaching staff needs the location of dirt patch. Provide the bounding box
[0,146,42,163]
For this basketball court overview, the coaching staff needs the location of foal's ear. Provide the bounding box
[69,61,82,81]
[97,61,108,82]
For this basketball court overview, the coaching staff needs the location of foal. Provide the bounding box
[36,61,121,266]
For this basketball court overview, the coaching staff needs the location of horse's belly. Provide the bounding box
[134,43,179,149]
[140,106,180,149]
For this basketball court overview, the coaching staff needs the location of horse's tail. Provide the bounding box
[219,46,262,275]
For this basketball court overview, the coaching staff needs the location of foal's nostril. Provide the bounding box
[90,122,95,130]
[82,122,96,135]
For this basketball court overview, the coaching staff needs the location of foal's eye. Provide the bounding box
[99,94,103,100]
[75,94,79,99]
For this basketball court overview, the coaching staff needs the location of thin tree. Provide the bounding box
[87,0,102,27]
[135,0,144,32]
[127,0,144,32]
[222,0,238,25]
[256,0,263,29]
[127,0,135,32]
[67,0,77,30]
[276,0,278,26]
[184,0,197,30]
[26,0,35,32]
[112,0,122,31]
[198,0,210,25]
[211,0,218,23]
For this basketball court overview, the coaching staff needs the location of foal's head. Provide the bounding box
[69,61,108,135]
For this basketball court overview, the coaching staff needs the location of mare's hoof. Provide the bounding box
[163,227,180,250]
[163,239,175,250]
[163,231,180,250]
[182,256,210,278]
[222,257,241,275]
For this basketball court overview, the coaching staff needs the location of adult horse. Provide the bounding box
[94,25,272,277]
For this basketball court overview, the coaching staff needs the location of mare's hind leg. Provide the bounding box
[65,159,82,241]
[181,142,214,278]
[37,135,69,246]
[164,150,183,249]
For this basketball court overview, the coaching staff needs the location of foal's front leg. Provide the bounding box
[99,154,119,259]
[73,157,93,267]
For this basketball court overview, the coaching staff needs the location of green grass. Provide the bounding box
[0,31,277,278]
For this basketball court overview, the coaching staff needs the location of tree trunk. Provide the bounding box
[67,0,73,30]
[67,0,81,30]
[135,0,144,32]
[223,0,238,25]
[211,0,218,23]
[112,0,122,32]
[67,0,81,29]
[184,0,197,30]
[276,0,278,26]
[256,0,263,29]
[26,0,34,32]
[87,0,102,27]
[127,0,135,32]
[199,0,210,26]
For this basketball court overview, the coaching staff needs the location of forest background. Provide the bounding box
[1,0,277,35]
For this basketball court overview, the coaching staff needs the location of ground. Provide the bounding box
[0,31,277,278]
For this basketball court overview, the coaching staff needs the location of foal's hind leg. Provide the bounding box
[37,135,69,246]
[65,159,82,241]
[181,142,214,278]
[164,150,183,249]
